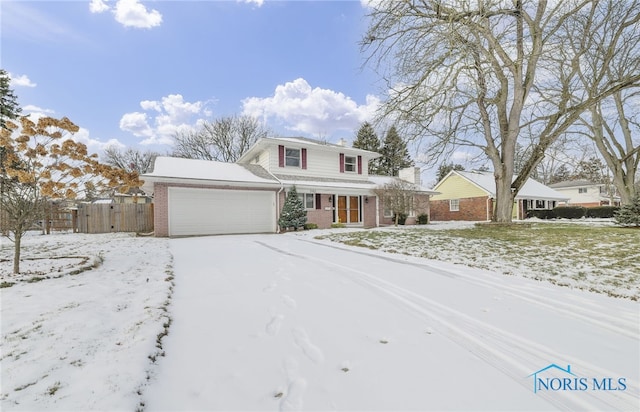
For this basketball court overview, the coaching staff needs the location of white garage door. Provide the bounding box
[168,187,276,236]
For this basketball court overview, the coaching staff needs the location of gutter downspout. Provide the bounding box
[265,169,284,233]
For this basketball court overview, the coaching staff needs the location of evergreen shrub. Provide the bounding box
[585,206,619,218]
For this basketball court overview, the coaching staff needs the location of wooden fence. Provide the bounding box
[77,203,154,234]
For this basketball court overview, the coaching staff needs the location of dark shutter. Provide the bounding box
[315,193,321,210]
[278,145,285,167]
[339,153,345,173]
[357,155,362,174]
[302,148,307,170]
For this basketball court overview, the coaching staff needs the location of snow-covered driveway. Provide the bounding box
[145,233,639,411]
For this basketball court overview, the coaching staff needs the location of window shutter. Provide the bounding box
[301,148,307,170]
[339,153,345,173]
[315,193,321,210]
[357,155,362,174]
[278,145,285,167]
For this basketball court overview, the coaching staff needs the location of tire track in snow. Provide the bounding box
[256,240,639,412]
[302,239,639,339]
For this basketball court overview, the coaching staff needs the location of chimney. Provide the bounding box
[337,138,347,147]
[399,167,421,186]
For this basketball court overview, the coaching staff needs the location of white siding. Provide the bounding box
[267,145,371,180]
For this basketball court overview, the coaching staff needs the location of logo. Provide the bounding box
[528,364,627,393]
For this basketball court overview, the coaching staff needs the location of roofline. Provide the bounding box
[142,175,282,190]
[237,136,382,163]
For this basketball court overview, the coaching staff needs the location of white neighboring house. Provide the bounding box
[548,180,621,207]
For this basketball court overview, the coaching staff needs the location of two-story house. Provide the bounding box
[142,137,437,237]
[548,179,621,207]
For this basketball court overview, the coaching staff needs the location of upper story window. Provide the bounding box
[285,148,300,167]
[278,145,307,169]
[578,187,588,194]
[344,156,357,173]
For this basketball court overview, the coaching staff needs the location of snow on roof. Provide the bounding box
[548,179,600,188]
[368,175,438,194]
[456,170,569,201]
[143,157,278,184]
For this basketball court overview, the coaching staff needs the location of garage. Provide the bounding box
[168,187,276,237]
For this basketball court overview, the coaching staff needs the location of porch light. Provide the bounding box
[328,195,333,202]
[365,196,369,203]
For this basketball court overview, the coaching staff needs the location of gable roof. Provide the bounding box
[440,170,568,201]
[237,136,381,164]
[141,156,280,193]
[548,179,602,189]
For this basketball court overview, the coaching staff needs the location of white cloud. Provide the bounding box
[240,0,265,6]
[8,72,37,88]
[89,0,110,14]
[242,78,381,137]
[120,94,210,145]
[90,0,162,29]
[71,128,125,153]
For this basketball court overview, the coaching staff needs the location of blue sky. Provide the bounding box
[2,0,384,156]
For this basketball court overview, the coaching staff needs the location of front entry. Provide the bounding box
[336,195,361,224]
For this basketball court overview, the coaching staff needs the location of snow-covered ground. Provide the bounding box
[1,227,639,411]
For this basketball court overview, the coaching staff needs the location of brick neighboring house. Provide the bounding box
[141,137,438,237]
[430,170,568,221]
[548,180,621,207]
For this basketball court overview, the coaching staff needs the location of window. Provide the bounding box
[536,199,546,209]
[344,156,357,172]
[285,148,300,167]
[449,199,460,212]
[578,187,588,194]
[297,193,315,210]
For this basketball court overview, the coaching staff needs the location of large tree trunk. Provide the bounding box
[493,172,515,222]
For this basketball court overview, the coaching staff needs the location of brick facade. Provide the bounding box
[430,196,492,221]
[377,193,431,226]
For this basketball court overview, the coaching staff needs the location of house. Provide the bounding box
[141,137,438,237]
[548,180,620,207]
[430,170,568,221]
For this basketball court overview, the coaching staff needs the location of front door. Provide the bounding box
[337,195,360,224]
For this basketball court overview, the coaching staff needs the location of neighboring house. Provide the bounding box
[141,137,438,237]
[548,180,620,207]
[430,170,568,221]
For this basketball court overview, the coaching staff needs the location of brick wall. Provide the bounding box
[430,196,491,221]
[363,196,377,228]
[377,193,431,226]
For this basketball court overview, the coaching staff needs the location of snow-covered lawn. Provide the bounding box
[1,232,174,411]
[1,224,638,411]
[320,220,640,300]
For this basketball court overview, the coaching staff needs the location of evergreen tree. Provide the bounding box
[353,122,382,174]
[549,163,572,184]
[573,157,607,183]
[278,186,307,231]
[379,126,413,176]
[436,163,465,183]
[614,194,640,227]
[0,69,22,130]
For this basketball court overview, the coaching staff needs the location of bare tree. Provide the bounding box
[173,115,268,162]
[362,0,640,222]
[102,146,159,174]
[374,179,416,226]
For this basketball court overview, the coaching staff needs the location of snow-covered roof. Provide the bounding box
[142,157,280,189]
[368,175,439,195]
[548,179,601,189]
[454,170,569,201]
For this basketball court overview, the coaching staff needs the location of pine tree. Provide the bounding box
[436,163,465,182]
[0,69,22,130]
[353,122,382,174]
[379,126,413,176]
[278,186,307,231]
[614,194,640,227]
